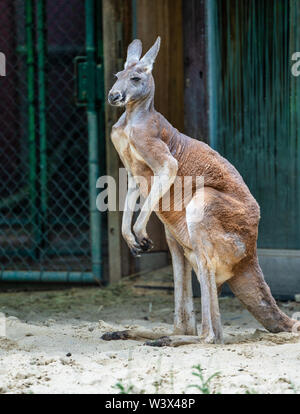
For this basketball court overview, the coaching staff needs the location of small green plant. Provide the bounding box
[153,380,163,394]
[245,388,258,394]
[187,364,220,394]
[152,357,162,394]
[289,381,299,394]
[112,381,135,394]
[170,366,175,393]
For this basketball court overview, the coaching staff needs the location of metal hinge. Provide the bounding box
[74,56,104,107]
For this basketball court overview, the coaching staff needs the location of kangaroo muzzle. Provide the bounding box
[108,91,126,106]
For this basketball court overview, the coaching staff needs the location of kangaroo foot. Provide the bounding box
[145,336,172,347]
[200,332,223,345]
[145,335,202,347]
[101,327,173,342]
[101,330,130,341]
[200,326,223,345]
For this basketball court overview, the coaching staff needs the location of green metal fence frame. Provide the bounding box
[207,0,217,151]
[85,0,103,283]
[0,0,104,283]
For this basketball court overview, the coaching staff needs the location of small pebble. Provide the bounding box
[66,352,72,357]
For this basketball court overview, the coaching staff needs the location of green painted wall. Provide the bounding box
[210,0,300,249]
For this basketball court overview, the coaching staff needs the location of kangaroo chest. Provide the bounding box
[111,124,153,194]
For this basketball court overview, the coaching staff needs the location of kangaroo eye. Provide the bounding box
[131,77,141,82]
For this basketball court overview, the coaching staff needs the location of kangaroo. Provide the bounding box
[102,37,299,345]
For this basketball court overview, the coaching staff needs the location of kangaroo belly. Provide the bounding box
[156,186,252,286]
[157,208,243,285]
[156,209,192,249]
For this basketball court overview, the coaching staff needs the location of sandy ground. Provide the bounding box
[0,267,300,394]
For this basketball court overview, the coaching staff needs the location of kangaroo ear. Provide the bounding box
[125,39,143,69]
[140,36,161,72]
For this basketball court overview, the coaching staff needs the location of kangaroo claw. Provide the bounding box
[130,243,143,257]
[139,237,154,252]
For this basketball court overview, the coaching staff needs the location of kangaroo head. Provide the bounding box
[108,37,161,107]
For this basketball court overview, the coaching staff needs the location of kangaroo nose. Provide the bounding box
[108,91,122,104]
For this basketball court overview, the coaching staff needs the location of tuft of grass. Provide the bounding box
[169,366,175,393]
[113,363,222,394]
[112,382,136,394]
[289,381,299,394]
[153,380,163,394]
[152,357,162,394]
[245,389,258,394]
[187,364,220,394]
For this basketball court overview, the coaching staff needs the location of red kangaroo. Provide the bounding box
[102,37,299,345]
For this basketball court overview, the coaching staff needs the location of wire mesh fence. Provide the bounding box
[0,0,105,282]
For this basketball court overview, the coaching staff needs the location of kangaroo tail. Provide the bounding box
[228,257,299,333]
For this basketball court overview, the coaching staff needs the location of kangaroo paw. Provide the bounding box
[138,237,154,252]
[130,244,143,258]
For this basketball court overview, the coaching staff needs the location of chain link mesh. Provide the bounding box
[0,0,101,277]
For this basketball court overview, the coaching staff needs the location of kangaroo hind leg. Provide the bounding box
[102,226,199,346]
[165,227,197,336]
[144,227,200,347]
[186,191,223,344]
